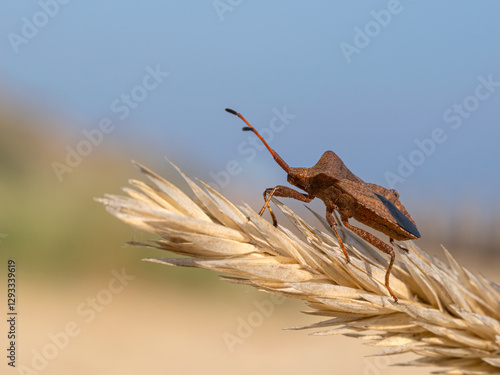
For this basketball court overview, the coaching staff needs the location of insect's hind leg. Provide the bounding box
[259,186,313,226]
[342,219,399,302]
[390,238,409,253]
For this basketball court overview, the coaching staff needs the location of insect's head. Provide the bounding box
[226,108,290,174]
[287,167,309,190]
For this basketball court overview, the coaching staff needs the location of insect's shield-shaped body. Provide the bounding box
[226,108,420,301]
[288,151,420,241]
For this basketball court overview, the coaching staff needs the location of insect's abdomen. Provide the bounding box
[352,205,418,241]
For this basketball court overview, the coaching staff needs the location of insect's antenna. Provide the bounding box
[225,108,290,174]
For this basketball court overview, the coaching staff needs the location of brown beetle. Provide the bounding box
[226,108,420,301]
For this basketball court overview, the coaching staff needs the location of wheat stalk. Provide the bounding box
[97,160,500,374]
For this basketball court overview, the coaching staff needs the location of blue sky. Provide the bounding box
[2,1,500,210]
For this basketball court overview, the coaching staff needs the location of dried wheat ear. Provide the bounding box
[97,160,500,375]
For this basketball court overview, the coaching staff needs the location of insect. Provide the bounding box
[225,108,420,302]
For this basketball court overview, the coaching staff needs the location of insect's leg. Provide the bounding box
[342,220,398,302]
[325,209,350,263]
[259,187,279,226]
[259,186,313,227]
[390,238,409,253]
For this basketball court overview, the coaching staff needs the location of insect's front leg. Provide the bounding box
[259,185,313,226]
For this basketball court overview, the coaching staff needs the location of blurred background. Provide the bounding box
[1,1,499,374]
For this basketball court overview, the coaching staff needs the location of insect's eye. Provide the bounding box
[296,172,304,179]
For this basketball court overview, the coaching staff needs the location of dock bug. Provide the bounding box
[225,108,420,302]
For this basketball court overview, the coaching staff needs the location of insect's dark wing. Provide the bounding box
[373,193,421,238]
[335,180,420,238]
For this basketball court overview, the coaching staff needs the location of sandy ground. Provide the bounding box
[2,276,441,375]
